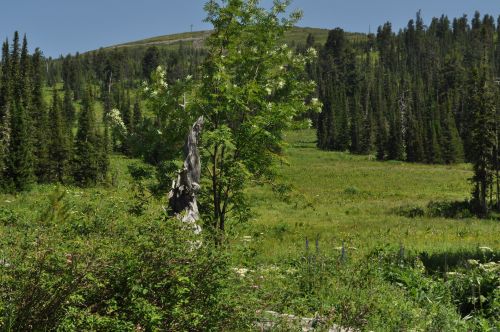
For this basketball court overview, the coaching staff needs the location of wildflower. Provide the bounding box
[242,235,252,242]
[233,267,250,277]
[306,47,318,58]
[107,109,127,134]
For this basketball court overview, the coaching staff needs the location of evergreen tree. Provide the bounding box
[5,102,35,191]
[48,88,70,182]
[440,98,464,164]
[63,84,76,129]
[142,46,160,80]
[73,89,100,186]
[469,65,496,215]
[31,48,50,182]
[4,32,35,191]
[0,39,11,184]
[132,98,142,131]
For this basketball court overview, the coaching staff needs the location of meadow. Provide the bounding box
[246,129,499,262]
[1,129,499,330]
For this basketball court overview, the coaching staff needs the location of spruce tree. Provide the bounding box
[0,39,11,185]
[469,65,496,215]
[440,98,464,164]
[5,101,35,191]
[4,32,35,191]
[31,48,50,182]
[73,89,99,186]
[132,98,142,131]
[63,84,76,129]
[48,88,70,182]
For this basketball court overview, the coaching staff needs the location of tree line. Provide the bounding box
[313,11,500,214]
[0,32,109,192]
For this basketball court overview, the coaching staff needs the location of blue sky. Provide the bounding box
[1,0,499,58]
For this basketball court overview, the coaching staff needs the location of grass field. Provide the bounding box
[1,129,499,330]
[244,129,499,264]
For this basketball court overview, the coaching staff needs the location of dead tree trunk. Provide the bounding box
[168,116,204,234]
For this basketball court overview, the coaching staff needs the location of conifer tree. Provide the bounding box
[469,65,496,215]
[4,32,35,191]
[63,84,76,129]
[5,101,35,191]
[0,39,11,184]
[31,48,50,182]
[73,89,99,186]
[440,98,464,164]
[132,98,142,131]
[48,88,70,182]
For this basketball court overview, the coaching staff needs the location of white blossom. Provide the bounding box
[306,47,318,58]
[107,109,127,134]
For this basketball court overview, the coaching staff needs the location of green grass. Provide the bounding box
[1,129,499,329]
[243,129,499,263]
[2,128,497,261]
[102,27,366,52]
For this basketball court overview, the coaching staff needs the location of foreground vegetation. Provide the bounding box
[1,0,499,330]
[1,130,499,330]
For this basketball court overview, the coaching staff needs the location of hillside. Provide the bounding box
[104,26,367,51]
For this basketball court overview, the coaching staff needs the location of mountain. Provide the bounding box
[103,27,367,51]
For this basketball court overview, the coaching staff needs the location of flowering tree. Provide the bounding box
[197,0,320,235]
[140,66,195,164]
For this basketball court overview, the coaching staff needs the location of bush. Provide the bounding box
[394,204,425,218]
[426,200,473,219]
[0,189,254,331]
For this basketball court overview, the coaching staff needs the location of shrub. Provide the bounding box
[426,200,473,219]
[394,204,425,218]
[0,189,254,331]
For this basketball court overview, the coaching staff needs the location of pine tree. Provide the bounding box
[73,89,99,186]
[469,65,496,215]
[5,102,35,191]
[48,88,70,182]
[19,35,31,110]
[142,46,160,80]
[4,32,35,191]
[440,98,464,164]
[0,39,11,185]
[31,48,50,182]
[132,97,142,131]
[63,84,76,129]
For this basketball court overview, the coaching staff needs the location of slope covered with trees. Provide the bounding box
[0,33,109,191]
[315,11,500,166]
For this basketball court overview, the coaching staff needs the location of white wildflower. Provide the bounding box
[242,236,252,242]
[467,259,479,266]
[233,267,250,277]
[306,47,318,58]
[107,109,127,134]
[265,86,272,95]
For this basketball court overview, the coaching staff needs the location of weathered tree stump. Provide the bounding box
[168,116,204,234]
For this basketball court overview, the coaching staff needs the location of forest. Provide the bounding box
[0,0,499,331]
